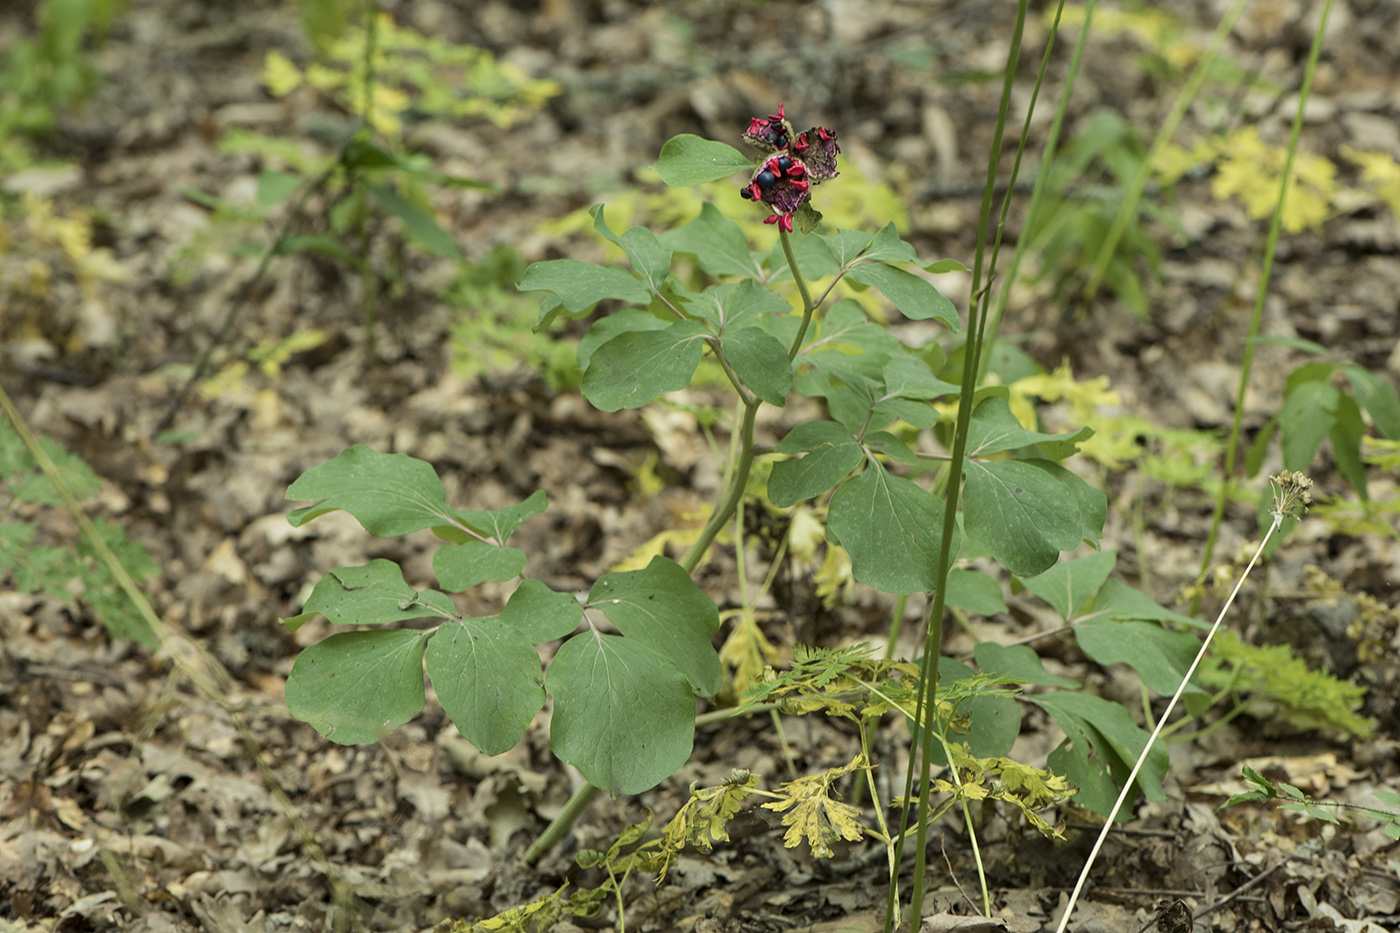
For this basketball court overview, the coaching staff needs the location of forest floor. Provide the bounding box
[2,0,1400,931]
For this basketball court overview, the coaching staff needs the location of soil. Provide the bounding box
[2,1,1399,932]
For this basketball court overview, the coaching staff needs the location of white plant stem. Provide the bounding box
[1053,513,1282,933]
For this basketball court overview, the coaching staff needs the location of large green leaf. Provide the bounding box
[1020,549,1117,620]
[280,559,458,633]
[962,458,1084,577]
[285,629,432,745]
[659,203,759,279]
[827,465,953,595]
[1086,578,1205,629]
[682,279,791,331]
[974,642,1080,688]
[768,422,864,507]
[845,261,958,328]
[587,556,721,695]
[287,445,455,535]
[438,490,548,545]
[427,619,545,755]
[945,568,1008,615]
[966,396,1092,458]
[1279,380,1337,472]
[656,135,755,186]
[433,541,527,592]
[1075,619,1205,699]
[722,326,792,406]
[860,223,919,263]
[546,633,697,795]
[518,259,652,313]
[498,579,583,642]
[1033,690,1168,820]
[590,205,672,293]
[577,307,669,371]
[581,319,710,411]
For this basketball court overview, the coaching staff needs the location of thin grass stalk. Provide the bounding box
[1197,0,1335,580]
[982,0,1083,361]
[1054,471,1309,932]
[886,5,1030,929]
[1083,0,1253,300]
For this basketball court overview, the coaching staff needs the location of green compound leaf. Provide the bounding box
[1020,549,1117,620]
[499,579,583,642]
[285,628,433,745]
[581,319,709,412]
[974,642,1080,689]
[280,558,458,633]
[962,458,1084,578]
[433,540,527,592]
[518,258,652,314]
[587,556,722,696]
[1033,690,1168,820]
[656,134,755,186]
[546,633,697,796]
[845,261,958,328]
[860,223,918,263]
[577,307,669,371]
[826,464,954,595]
[659,203,760,279]
[721,326,792,406]
[443,489,548,544]
[683,279,791,330]
[945,568,1008,615]
[427,619,545,755]
[590,205,673,294]
[286,445,455,535]
[1087,578,1206,629]
[966,395,1093,458]
[768,422,864,508]
[1075,620,1206,699]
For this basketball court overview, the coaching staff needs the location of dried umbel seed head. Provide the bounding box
[739,103,841,233]
[1271,469,1314,520]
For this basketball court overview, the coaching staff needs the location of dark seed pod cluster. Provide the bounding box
[738,103,840,233]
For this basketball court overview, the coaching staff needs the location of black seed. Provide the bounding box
[739,186,754,199]
[756,170,777,189]
[777,156,792,172]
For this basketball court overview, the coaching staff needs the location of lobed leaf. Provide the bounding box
[427,619,546,755]
[655,135,754,186]
[826,464,954,595]
[287,445,455,535]
[280,559,458,633]
[285,629,433,745]
[581,319,709,411]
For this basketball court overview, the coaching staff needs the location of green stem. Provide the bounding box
[780,227,816,361]
[522,782,601,865]
[1196,0,1333,590]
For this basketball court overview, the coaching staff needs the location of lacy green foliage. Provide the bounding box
[0,0,125,170]
[932,745,1074,838]
[1158,132,1400,236]
[263,14,559,133]
[761,753,869,858]
[1197,631,1374,738]
[447,246,580,390]
[1024,109,1166,318]
[1221,766,1400,841]
[0,424,157,647]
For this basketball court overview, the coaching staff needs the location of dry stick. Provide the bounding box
[152,164,337,438]
[0,385,346,905]
[1052,473,1311,933]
